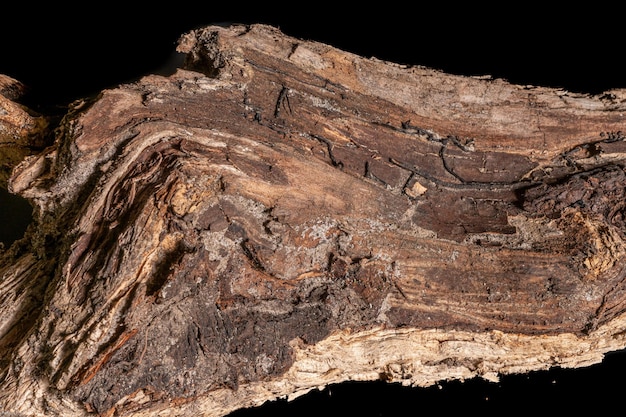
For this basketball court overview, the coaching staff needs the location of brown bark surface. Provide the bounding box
[2,23,626,416]
[0,74,48,189]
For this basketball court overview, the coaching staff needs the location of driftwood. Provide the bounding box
[2,23,626,416]
[0,75,48,189]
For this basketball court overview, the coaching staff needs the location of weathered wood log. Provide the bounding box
[2,23,626,416]
[0,75,49,189]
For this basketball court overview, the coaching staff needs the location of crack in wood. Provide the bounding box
[274,86,292,118]
[309,133,343,169]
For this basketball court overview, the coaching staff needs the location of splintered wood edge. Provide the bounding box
[28,316,626,417]
[211,320,626,415]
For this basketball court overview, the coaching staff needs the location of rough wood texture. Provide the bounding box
[2,23,626,416]
[0,75,48,189]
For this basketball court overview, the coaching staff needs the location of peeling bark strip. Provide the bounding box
[1,23,626,416]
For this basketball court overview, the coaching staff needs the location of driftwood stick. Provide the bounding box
[1,23,626,416]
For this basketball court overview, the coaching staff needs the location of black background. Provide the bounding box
[1,3,625,415]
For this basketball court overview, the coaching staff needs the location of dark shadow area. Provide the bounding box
[0,187,32,247]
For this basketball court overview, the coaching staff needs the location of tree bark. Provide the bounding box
[0,74,48,189]
[2,23,626,416]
